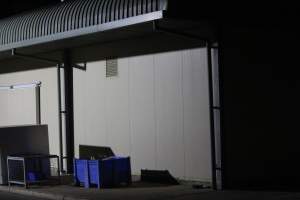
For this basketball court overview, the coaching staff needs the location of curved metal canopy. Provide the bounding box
[0,0,215,73]
[0,0,167,48]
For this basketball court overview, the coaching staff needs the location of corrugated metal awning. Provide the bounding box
[0,0,216,73]
[0,0,168,47]
[0,0,167,51]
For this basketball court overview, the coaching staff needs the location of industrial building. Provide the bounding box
[0,0,299,196]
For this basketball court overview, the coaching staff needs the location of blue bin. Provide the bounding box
[88,160,114,188]
[73,159,88,187]
[104,157,132,186]
[88,160,99,186]
[74,157,131,189]
[74,159,114,188]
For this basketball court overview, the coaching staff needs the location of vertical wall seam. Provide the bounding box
[83,65,88,146]
[181,51,186,180]
[128,58,133,157]
[104,61,109,146]
[153,55,158,170]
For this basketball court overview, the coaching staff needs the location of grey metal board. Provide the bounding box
[0,125,49,184]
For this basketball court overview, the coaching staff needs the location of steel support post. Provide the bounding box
[35,84,41,125]
[63,49,75,173]
[207,42,217,190]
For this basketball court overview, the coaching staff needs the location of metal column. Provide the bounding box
[10,49,84,174]
[207,42,217,190]
[35,83,41,125]
[57,64,64,172]
[207,42,224,190]
[63,49,75,173]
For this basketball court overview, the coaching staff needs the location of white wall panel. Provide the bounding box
[0,91,9,125]
[82,61,107,147]
[74,64,87,157]
[0,48,212,182]
[105,58,131,156]
[0,77,36,126]
[182,49,212,181]
[154,51,185,179]
[129,55,157,172]
[0,68,59,156]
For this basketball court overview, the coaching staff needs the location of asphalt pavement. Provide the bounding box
[0,191,46,200]
[2,185,300,200]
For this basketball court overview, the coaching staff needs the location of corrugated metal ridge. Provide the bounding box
[0,0,168,46]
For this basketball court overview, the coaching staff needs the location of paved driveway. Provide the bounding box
[3,186,300,200]
[0,191,45,200]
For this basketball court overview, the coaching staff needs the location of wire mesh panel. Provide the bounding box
[7,155,60,188]
[7,159,24,182]
[50,158,60,177]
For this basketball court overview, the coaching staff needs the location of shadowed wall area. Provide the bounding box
[220,23,300,190]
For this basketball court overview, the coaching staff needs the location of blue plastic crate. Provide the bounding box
[89,160,114,188]
[73,159,88,187]
[74,159,114,188]
[88,160,99,186]
[104,157,132,186]
[74,157,131,189]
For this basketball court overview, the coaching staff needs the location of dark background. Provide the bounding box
[166,0,300,190]
[216,3,300,190]
[220,24,300,190]
[0,0,60,19]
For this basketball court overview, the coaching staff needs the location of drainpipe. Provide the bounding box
[63,49,75,173]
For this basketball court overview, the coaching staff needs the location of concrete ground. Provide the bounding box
[2,183,300,200]
[0,191,47,200]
